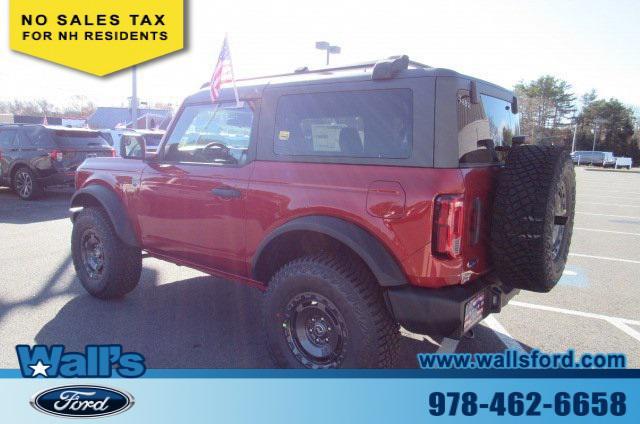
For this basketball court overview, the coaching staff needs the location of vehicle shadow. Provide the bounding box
[0,187,73,224]
[35,275,275,368]
[35,274,532,368]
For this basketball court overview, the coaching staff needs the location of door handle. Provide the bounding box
[211,187,241,199]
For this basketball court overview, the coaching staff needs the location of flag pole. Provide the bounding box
[226,33,241,107]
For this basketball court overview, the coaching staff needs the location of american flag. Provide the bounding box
[210,35,238,103]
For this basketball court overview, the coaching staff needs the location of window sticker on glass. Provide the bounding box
[278,130,290,141]
[310,124,344,152]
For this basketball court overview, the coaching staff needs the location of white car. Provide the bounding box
[102,130,147,157]
[571,150,616,167]
[615,157,632,169]
[133,129,165,155]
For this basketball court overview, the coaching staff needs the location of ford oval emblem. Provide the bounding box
[31,385,134,418]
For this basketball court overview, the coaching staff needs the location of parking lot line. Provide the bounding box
[573,227,640,237]
[435,337,460,354]
[578,195,640,201]
[510,301,640,326]
[576,212,640,220]
[608,320,640,343]
[580,202,640,208]
[578,190,640,199]
[569,253,640,264]
[483,315,527,353]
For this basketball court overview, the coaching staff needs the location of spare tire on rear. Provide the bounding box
[490,145,575,292]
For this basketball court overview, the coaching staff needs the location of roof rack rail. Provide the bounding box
[200,55,430,88]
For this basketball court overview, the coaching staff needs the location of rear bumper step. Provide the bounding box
[385,278,519,338]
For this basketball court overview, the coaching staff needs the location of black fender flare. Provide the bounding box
[252,215,408,287]
[70,185,140,247]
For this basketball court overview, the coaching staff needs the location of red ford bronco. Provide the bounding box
[70,56,575,368]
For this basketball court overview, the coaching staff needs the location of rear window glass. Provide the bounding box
[100,132,114,146]
[458,92,520,165]
[274,89,412,159]
[53,130,111,148]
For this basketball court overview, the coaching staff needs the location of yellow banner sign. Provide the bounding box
[9,0,184,76]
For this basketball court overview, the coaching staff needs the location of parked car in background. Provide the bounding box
[98,130,114,145]
[615,157,632,169]
[0,124,113,200]
[571,150,615,167]
[102,130,147,158]
[134,129,165,155]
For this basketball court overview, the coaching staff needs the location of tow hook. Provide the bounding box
[490,287,503,313]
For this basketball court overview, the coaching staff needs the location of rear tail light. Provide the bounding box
[50,150,64,162]
[109,148,116,157]
[433,194,465,258]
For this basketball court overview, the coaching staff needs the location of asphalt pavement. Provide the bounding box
[0,167,638,368]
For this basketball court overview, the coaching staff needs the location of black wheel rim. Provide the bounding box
[15,171,32,198]
[80,229,105,279]
[282,292,348,368]
[552,180,568,259]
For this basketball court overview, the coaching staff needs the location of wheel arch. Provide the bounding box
[71,185,140,247]
[9,161,33,181]
[252,215,408,287]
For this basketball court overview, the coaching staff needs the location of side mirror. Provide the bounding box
[120,136,146,160]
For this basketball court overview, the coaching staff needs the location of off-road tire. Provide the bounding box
[491,145,575,292]
[13,167,43,200]
[71,207,142,299]
[263,253,400,368]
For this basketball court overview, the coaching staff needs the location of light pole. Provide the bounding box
[131,65,138,128]
[592,118,606,152]
[571,114,578,153]
[315,41,341,65]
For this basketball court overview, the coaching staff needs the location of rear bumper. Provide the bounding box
[385,277,519,338]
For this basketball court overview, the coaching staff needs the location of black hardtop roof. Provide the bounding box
[185,56,514,104]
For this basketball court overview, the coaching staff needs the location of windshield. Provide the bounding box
[53,130,111,149]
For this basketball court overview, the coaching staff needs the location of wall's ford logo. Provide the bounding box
[31,385,134,418]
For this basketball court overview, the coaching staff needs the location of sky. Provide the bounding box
[0,0,639,111]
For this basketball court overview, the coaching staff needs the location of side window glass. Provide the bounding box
[0,130,17,148]
[22,127,51,147]
[16,131,32,148]
[163,102,255,165]
[274,89,412,159]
